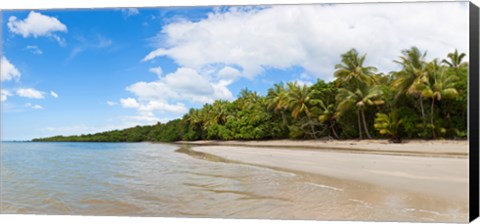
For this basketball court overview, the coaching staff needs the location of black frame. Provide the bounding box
[469,1,479,222]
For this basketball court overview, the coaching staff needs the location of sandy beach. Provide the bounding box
[178,140,469,203]
[177,139,468,157]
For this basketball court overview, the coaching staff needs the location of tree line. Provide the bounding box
[32,47,468,143]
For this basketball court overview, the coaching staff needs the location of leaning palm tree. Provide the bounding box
[334,48,378,89]
[416,60,459,138]
[336,85,384,139]
[286,82,319,139]
[392,47,428,124]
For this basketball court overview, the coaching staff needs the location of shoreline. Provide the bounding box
[176,139,469,158]
[185,143,468,204]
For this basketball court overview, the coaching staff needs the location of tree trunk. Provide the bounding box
[419,95,426,125]
[431,99,437,139]
[360,109,372,139]
[308,118,317,139]
[330,121,339,139]
[357,110,363,139]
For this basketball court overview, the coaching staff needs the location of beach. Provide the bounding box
[178,140,469,203]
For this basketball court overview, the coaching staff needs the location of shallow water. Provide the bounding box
[0,142,468,222]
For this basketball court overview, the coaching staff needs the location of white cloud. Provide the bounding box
[144,3,468,81]
[139,101,187,114]
[126,67,232,105]
[120,97,140,108]
[50,91,58,98]
[149,67,163,77]
[1,57,21,82]
[16,88,45,99]
[121,67,234,120]
[1,90,12,102]
[107,101,117,106]
[25,103,43,110]
[8,11,67,45]
[121,8,139,17]
[217,66,242,80]
[293,80,313,87]
[25,45,43,55]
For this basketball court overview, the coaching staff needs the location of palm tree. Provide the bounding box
[286,82,319,139]
[238,88,260,110]
[318,100,339,139]
[266,83,289,127]
[392,47,428,124]
[442,49,467,69]
[334,49,378,89]
[374,111,403,142]
[336,85,384,139]
[417,60,459,138]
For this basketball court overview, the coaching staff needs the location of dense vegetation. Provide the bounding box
[33,47,468,143]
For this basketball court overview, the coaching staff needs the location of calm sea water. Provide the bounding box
[0,142,467,221]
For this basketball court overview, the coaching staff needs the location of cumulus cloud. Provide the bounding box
[50,91,58,98]
[1,56,21,82]
[144,3,468,81]
[120,97,140,108]
[149,67,163,77]
[127,67,232,104]
[217,66,242,81]
[1,90,12,102]
[25,45,43,55]
[16,88,45,99]
[8,11,67,46]
[25,103,43,110]
[120,67,234,120]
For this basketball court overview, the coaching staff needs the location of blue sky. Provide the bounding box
[1,3,468,140]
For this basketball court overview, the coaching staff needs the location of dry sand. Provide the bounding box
[179,140,469,203]
[177,139,468,157]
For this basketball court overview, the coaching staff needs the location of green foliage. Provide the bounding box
[33,48,468,143]
[374,111,403,142]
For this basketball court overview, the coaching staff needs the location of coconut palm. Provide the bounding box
[392,47,428,124]
[442,49,467,69]
[416,60,459,138]
[286,82,320,139]
[374,111,403,142]
[318,100,339,139]
[266,83,289,127]
[336,85,384,139]
[334,49,378,88]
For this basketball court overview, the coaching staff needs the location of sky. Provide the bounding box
[0,2,469,140]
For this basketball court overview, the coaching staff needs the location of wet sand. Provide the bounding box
[184,140,468,203]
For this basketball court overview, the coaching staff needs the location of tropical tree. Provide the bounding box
[286,82,320,139]
[442,49,467,69]
[334,48,377,88]
[336,85,384,139]
[392,47,428,125]
[266,83,289,127]
[417,60,459,138]
[374,111,403,142]
[318,100,339,139]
